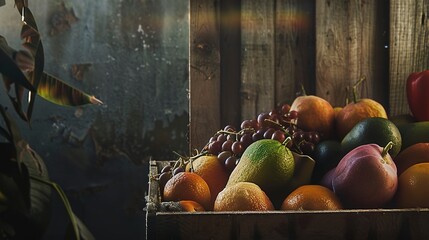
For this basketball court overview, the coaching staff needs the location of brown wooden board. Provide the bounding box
[315,0,390,108]
[189,0,221,152]
[146,160,429,240]
[275,0,316,105]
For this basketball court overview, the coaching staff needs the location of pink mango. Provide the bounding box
[332,143,397,209]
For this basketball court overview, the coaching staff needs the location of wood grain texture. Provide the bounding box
[275,0,316,104]
[189,0,221,151]
[154,210,429,239]
[315,0,388,108]
[389,0,429,116]
[240,0,275,120]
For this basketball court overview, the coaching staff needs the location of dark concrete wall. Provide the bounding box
[0,1,189,239]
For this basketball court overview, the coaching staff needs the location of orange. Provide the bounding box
[186,155,229,207]
[335,98,387,140]
[393,143,429,176]
[179,200,205,212]
[214,182,274,211]
[290,95,335,140]
[395,163,429,208]
[281,185,343,210]
[163,172,211,210]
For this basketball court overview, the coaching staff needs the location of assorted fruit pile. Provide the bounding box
[155,72,429,212]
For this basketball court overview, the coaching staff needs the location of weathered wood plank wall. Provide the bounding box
[240,0,275,121]
[389,0,429,116]
[189,0,429,152]
[315,0,389,108]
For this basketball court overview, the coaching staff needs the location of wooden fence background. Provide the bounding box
[189,0,429,152]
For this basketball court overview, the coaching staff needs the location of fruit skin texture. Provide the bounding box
[163,172,212,210]
[226,139,295,196]
[214,182,274,211]
[290,95,335,140]
[186,155,229,207]
[397,121,429,151]
[311,140,342,183]
[341,117,402,158]
[281,185,343,210]
[332,143,398,209]
[319,168,336,191]
[406,70,429,121]
[395,163,429,208]
[179,200,205,212]
[336,98,387,140]
[393,143,429,176]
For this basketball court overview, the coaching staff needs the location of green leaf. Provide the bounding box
[65,214,96,240]
[22,146,51,238]
[30,177,94,240]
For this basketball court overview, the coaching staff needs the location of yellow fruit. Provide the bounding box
[163,172,211,210]
[395,163,429,208]
[281,185,343,210]
[186,155,229,207]
[290,95,335,140]
[335,98,387,140]
[214,182,274,211]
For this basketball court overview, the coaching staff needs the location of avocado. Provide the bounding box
[311,140,342,183]
[341,117,402,158]
[397,121,429,151]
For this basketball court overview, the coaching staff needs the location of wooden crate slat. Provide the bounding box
[154,210,429,239]
[189,0,221,151]
[275,0,316,104]
[240,0,276,120]
[389,0,429,116]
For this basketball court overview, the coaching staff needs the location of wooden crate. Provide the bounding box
[189,0,429,151]
[146,0,429,239]
[146,161,429,240]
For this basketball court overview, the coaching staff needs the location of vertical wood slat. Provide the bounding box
[189,0,221,152]
[275,0,316,105]
[220,0,242,128]
[389,0,429,116]
[240,0,275,120]
[315,0,388,108]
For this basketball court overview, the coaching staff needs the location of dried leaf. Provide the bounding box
[0,38,35,92]
[37,73,103,106]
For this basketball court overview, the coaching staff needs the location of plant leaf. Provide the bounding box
[65,214,96,240]
[37,72,103,106]
[26,42,44,121]
[30,177,95,240]
[0,37,35,92]
[0,105,23,152]
[21,146,51,238]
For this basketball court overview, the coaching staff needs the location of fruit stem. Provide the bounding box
[300,83,307,96]
[282,136,292,146]
[352,75,366,103]
[345,86,350,105]
[382,141,394,157]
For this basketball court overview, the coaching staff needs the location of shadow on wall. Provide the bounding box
[0,0,189,239]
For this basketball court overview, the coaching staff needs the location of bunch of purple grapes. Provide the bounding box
[203,104,321,172]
